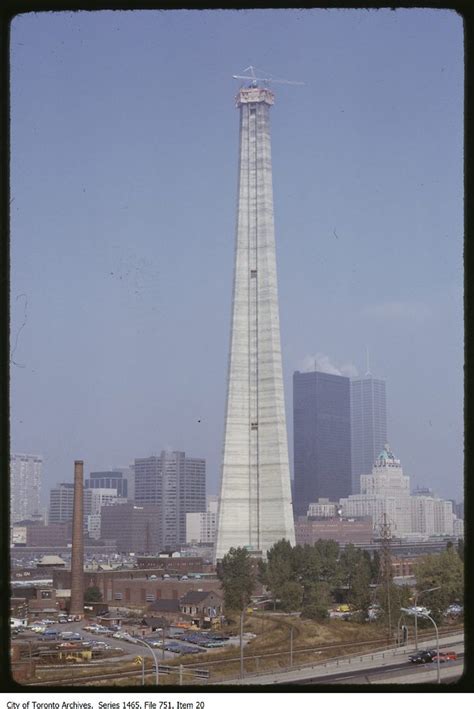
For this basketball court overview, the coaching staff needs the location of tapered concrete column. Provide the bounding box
[215,87,295,560]
[69,460,84,618]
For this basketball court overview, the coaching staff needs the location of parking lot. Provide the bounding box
[15,618,233,662]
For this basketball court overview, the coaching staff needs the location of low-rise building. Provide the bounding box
[179,590,223,620]
[306,499,338,518]
[53,567,221,609]
[295,516,373,545]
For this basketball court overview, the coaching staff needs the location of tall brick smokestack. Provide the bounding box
[69,460,84,618]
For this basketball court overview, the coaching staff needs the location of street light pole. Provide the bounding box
[402,608,440,684]
[413,586,441,651]
[135,638,159,685]
[240,608,244,679]
[239,598,268,679]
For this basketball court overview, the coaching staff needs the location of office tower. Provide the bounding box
[83,487,118,540]
[186,496,218,544]
[293,370,352,516]
[215,82,295,559]
[359,444,411,535]
[350,375,387,493]
[70,460,84,618]
[411,496,454,536]
[49,482,75,523]
[85,469,128,497]
[134,451,206,549]
[101,502,161,554]
[10,453,42,523]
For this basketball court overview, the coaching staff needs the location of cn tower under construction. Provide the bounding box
[215,70,296,559]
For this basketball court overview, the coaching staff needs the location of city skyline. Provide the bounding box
[10,9,463,504]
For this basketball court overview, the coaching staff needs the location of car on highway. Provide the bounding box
[444,604,463,617]
[432,651,458,662]
[408,649,437,664]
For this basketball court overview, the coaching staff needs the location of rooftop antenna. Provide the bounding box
[365,346,371,377]
[232,65,305,88]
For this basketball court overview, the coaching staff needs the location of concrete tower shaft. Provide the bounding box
[69,459,84,618]
[215,87,295,559]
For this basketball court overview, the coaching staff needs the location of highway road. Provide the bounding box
[291,651,464,685]
[218,632,464,686]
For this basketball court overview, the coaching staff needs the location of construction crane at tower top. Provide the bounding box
[232,65,305,87]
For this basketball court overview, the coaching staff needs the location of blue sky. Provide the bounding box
[10,8,463,504]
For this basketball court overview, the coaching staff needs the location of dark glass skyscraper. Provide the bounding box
[350,376,387,493]
[293,371,352,516]
[85,470,128,498]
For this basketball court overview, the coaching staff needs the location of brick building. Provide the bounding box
[295,516,373,545]
[53,567,221,609]
[135,556,211,574]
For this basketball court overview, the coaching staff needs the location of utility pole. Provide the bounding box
[379,512,393,643]
[240,608,244,678]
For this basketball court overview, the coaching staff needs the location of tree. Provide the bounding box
[84,586,102,602]
[217,547,255,611]
[292,543,322,586]
[313,540,340,585]
[457,539,464,562]
[369,549,381,583]
[300,582,331,621]
[374,581,411,637]
[414,548,464,623]
[338,544,372,620]
[279,581,304,612]
[261,539,295,606]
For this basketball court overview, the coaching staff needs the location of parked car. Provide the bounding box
[60,632,82,641]
[121,633,138,644]
[180,645,206,654]
[94,626,109,634]
[42,629,60,640]
[408,649,437,664]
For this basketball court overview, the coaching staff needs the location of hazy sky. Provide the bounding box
[10,8,463,504]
